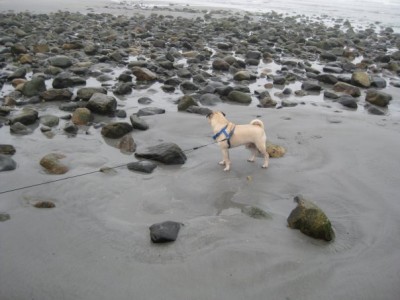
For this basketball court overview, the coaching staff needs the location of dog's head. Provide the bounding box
[206,111,226,123]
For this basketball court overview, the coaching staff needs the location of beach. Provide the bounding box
[1,1,400,300]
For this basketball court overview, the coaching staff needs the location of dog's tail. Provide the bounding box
[250,119,264,129]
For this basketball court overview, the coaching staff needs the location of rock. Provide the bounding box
[0,154,17,172]
[52,72,74,88]
[21,77,46,97]
[149,221,182,243]
[0,213,11,222]
[301,81,322,92]
[40,153,69,174]
[127,160,157,173]
[273,75,286,85]
[365,90,392,107]
[113,82,132,95]
[287,195,334,241]
[118,135,136,153]
[177,95,198,111]
[87,93,117,115]
[227,90,252,104]
[135,142,187,165]
[324,91,340,99]
[63,122,79,134]
[101,122,133,139]
[7,67,27,80]
[40,115,60,127]
[138,97,153,105]
[316,74,338,85]
[266,142,286,158]
[323,66,343,73]
[367,105,386,115]
[212,58,230,71]
[234,70,256,81]
[0,106,12,116]
[77,87,107,101]
[130,114,149,130]
[180,81,200,92]
[186,106,212,116]
[34,201,55,208]
[72,108,92,125]
[338,95,358,109]
[0,144,16,155]
[48,55,73,68]
[351,71,371,88]
[137,107,165,116]
[41,88,73,101]
[132,67,157,81]
[9,108,38,125]
[281,99,298,107]
[370,76,387,88]
[333,82,361,97]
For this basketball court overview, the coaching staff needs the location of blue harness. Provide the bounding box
[212,124,235,148]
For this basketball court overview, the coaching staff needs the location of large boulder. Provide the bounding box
[9,108,38,125]
[40,153,69,174]
[0,154,17,172]
[101,122,133,139]
[87,93,117,115]
[135,142,187,165]
[149,221,182,243]
[287,195,334,241]
[365,90,392,107]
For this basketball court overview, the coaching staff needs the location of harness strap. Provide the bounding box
[212,124,236,148]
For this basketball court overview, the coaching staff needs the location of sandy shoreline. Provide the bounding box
[1,1,400,300]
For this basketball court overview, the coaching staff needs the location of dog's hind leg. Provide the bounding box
[246,143,257,163]
[255,140,269,168]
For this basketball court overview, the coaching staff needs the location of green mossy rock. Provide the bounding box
[287,195,334,241]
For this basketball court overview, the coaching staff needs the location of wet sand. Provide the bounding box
[1,1,400,300]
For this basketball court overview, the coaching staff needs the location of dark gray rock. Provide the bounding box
[149,221,182,243]
[9,108,38,125]
[371,76,387,88]
[212,58,230,71]
[177,95,198,111]
[7,67,27,80]
[21,77,46,97]
[52,72,74,88]
[301,81,322,92]
[0,154,17,171]
[10,122,32,134]
[273,75,286,85]
[135,142,187,165]
[367,105,386,115]
[41,88,73,101]
[137,97,153,105]
[227,90,252,104]
[338,95,358,109]
[40,115,60,127]
[48,55,73,68]
[186,106,212,115]
[87,93,117,115]
[316,74,338,85]
[137,107,165,116]
[114,82,133,95]
[0,213,10,222]
[199,93,221,106]
[101,122,133,139]
[130,114,149,130]
[63,122,78,134]
[77,87,107,101]
[127,161,157,173]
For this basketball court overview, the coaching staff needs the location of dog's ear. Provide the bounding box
[220,111,226,117]
[206,112,213,119]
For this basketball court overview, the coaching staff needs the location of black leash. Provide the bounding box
[0,139,227,195]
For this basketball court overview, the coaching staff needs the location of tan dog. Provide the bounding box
[206,111,269,171]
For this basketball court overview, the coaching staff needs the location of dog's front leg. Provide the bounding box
[219,148,231,171]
